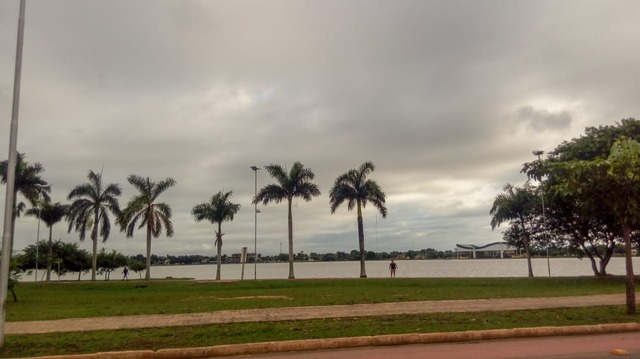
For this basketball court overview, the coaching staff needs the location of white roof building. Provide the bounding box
[455,242,516,259]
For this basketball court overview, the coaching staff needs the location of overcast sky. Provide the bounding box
[1,1,638,259]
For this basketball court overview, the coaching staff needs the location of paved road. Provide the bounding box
[235,332,640,359]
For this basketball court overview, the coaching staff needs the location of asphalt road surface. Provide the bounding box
[233,332,640,359]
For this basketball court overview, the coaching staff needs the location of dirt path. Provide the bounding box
[6,293,631,335]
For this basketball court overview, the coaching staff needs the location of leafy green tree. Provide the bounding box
[295,251,308,261]
[522,119,640,276]
[96,248,128,280]
[128,259,146,279]
[0,253,22,302]
[551,138,640,314]
[192,191,241,280]
[58,241,92,280]
[19,240,91,280]
[119,175,176,280]
[348,249,360,261]
[405,250,419,259]
[321,253,337,261]
[26,201,67,281]
[67,170,122,281]
[16,241,47,279]
[335,251,349,261]
[329,161,387,278]
[0,153,50,254]
[253,162,320,279]
[542,189,620,276]
[490,183,538,277]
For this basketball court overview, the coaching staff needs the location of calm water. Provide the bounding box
[25,257,639,281]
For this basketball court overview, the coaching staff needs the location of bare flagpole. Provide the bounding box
[0,0,27,347]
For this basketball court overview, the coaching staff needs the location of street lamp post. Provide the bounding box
[533,150,551,277]
[1,0,27,348]
[33,183,46,282]
[34,200,40,282]
[250,166,261,280]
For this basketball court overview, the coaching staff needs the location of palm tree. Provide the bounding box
[0,153,50,253]
[253,162,320,279]
[490,183,537,277]
[119,175,176,280]
[192,191,241,280]
[26,201,68,281]
[329,161,387,278]
[67,170,122,281]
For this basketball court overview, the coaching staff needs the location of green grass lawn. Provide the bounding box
[6,276,629,321]
[1,276,638,358]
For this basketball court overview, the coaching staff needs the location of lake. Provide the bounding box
[23,257,639,281]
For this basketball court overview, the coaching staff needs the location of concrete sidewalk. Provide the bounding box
[5,293,634,335]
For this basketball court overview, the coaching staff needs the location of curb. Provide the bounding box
[15,323,640,359]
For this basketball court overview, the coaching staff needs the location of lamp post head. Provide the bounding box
[34,183,50,191]
[250,166,261,171]
[532,150,544,157]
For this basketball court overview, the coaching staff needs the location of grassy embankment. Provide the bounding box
[2,277,639,358]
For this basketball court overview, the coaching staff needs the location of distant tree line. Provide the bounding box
[157,248,458,264]
[8,245,463,283]
[12,241,146,281]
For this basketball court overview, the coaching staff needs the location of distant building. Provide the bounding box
[455,242,516,259]
[228,252,259,263]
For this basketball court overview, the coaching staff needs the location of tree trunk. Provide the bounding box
[599,258,609,276]
[599,240,616,276]
[145,222,152,280]
[46,225,52,281]
[215,222,222,281]
[215,238,222,280]
[583,247,602,276]
[357,201,367,278]
[524,233,534,277]
[622,225,636,315]
[91,208,99,281]
[287,199,294,279]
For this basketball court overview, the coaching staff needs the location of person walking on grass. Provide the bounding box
[389,259,398,278]
[122,266,129,280]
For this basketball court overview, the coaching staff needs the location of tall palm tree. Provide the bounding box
[119,175,176,280]
[329,161,387,278]
[192,191,241,280]
[0,153,50,254]
[490,182,537,277]
[67,170,122,281]
[253,162,320,279]
[27,201,68,281]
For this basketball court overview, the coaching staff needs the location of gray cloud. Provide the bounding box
[508,106,573,132]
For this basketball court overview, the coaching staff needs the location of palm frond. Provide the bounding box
[121,175,175,240]
[329,162,386,216]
